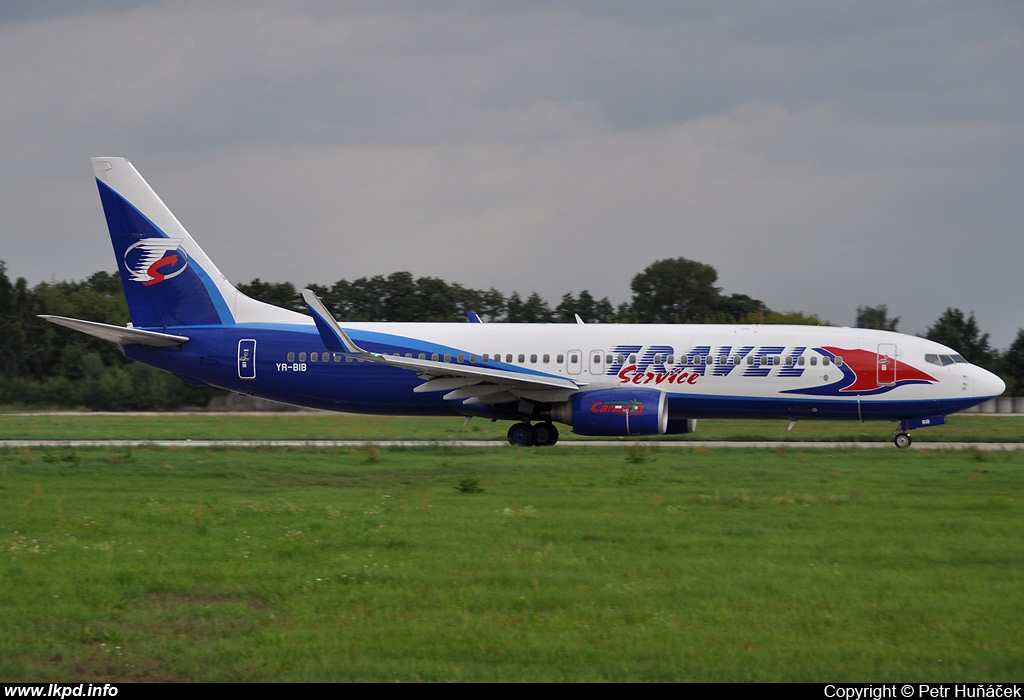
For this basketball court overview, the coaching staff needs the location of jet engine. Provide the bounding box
[550,388,669,437]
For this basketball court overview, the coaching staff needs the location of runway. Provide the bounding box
[2,439,1022,449]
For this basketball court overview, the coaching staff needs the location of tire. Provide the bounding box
[507,422,536,446]
[894,433,912,449]
[532,422,559,446]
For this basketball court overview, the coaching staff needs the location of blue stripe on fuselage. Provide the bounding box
[664,393,979,422]
[124,324,565,412]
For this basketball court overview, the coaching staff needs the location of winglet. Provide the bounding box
[467,311,483,323]
[301,289,369,354]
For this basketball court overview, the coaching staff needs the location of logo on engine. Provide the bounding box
[123,239,189,286]
[591,399,645,415]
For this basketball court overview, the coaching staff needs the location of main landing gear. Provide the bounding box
[507,421,560,447]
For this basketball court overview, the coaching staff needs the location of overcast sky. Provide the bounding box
[2,1,1021,347]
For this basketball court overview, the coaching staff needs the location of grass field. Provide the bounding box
[1,419,1022,681]
[1,411,1022,443]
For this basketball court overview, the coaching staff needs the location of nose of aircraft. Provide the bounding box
[973,365,1006,399]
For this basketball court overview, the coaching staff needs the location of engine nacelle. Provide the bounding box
[551,389,669,437]
[665,417,698,435]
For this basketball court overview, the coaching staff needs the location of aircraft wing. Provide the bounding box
[301,289,582,405]
[40,315,189,347]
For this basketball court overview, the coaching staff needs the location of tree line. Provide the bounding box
[1,257,1021,410]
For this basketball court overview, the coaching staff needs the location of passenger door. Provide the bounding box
[877,344,896,386]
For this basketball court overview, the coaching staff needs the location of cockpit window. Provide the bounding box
[925,353,968,366]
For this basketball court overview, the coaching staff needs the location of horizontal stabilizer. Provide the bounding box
[40,315,189,347]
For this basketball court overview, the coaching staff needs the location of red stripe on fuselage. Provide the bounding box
[823,347,936,392]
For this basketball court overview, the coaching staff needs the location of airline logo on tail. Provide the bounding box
[123,239,189,286]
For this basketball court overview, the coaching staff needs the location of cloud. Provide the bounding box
[0,1,1021,347]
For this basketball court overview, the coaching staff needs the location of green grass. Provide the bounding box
[1,444,1022,681]
[0,411,1021,442]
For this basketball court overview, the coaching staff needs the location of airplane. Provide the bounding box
[42,157,1006,448]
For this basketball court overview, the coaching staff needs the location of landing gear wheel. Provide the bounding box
[507,422,536,447]
[532,422,559,446]
[893,433,912,449]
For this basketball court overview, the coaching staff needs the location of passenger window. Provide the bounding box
[506,354,513,363]
[431,353,439,362]
[299,352,307,362]
[543,354,550,363]
[835,357,843,367]
[531,354,538,363]
[310,352,318,362]
[557,354,564,363]
[518,354,525,363]
[287,352,295,362]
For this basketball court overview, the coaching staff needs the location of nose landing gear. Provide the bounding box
[893,431,913,449]
[892,415,946,448]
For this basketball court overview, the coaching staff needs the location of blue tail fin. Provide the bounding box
[92,157,304,329]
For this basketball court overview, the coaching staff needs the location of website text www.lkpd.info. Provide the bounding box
[4,686,117,698]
